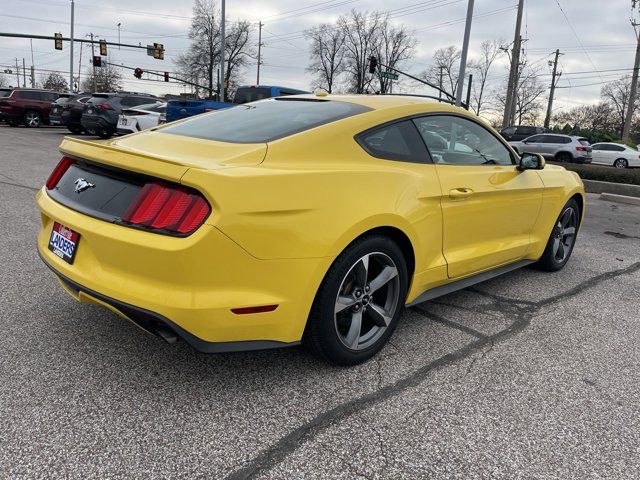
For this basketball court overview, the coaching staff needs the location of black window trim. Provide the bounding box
[355,117,432,164]
[355,112,517,166]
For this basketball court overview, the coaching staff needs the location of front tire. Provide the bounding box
[613,158,629,169]
[535,199,580,272]
[304,235,408,366]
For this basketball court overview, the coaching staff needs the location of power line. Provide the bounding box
[553,0,605,82]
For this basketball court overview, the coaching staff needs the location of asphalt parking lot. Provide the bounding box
[1,124,639,479]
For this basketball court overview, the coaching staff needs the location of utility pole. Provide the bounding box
[30,39,35,88]
[220,0,226,102]
[256,21,263,85]
[438,65,444,100]
[502,0,525,127]
[22,58,26,87]
[15,58,20,86]
[90,32,97,92]
[70,0,74,93]
[623,18,640,142]
[544,49,562,129]
[455,0,474,106]
[117,23,121,50]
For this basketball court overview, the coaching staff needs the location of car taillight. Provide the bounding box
[46,156,76,190]
[99,103,111,110]
[121,182,210,235]
[576,146,587,151]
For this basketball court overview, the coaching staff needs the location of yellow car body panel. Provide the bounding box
[36,94,585,350]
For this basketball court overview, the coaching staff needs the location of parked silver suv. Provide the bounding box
[510,134,592,163]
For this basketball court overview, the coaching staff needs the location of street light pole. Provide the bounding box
[220,0,226,102]
[117,23,121,50]
[455,0,474,106]
[70,0,74,92]
[256,21,263,85]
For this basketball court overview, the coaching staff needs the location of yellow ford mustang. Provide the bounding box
[37,94,584,365]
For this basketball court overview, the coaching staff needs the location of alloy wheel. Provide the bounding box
[614,159,628,169]
[552,207,577,263]
[334,252,400,351]
[25,112,41,127]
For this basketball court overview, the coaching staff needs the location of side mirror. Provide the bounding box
[517,152,545,171]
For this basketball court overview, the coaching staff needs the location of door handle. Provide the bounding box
[449,188,474,199]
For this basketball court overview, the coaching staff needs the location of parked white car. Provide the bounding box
[591,142,640,168]
[116,102,166,135]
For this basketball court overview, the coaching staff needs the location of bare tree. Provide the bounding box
[494,65,545,124]
[601,76,635,134]
[305,24,345,93]
[41,72,68,92]
[373,19,417,94]
[339,10,384,93]
[468,39,503,115]
[176,0,221,97]
[552,102,616,132]
[422,46,461,97]
[81,63,122,92]
[223,20,254,98]
[0,74,8,88]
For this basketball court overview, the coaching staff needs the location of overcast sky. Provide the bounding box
[1,0,638,118]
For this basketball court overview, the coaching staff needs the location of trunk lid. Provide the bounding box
[59,131,267,182]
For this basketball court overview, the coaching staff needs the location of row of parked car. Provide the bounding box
[0,85,309,139]
[500,125,640,168]
[0,87,165,138]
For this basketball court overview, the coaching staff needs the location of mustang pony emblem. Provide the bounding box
[74,178,95,194]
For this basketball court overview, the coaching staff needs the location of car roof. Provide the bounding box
[286,93,472,112]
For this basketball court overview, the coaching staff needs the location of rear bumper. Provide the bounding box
[39,253,299,353]
[81,115,115,131]
[36,188,331,349]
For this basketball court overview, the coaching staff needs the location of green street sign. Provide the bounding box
[381,71,399,80]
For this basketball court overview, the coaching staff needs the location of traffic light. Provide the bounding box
[92,55,102,67]
[99,39,107,56]
[153,43,164,60]
[368,56,378,74]
[54,33,63,50]
[133,67,143,79]
[164,71,170,82]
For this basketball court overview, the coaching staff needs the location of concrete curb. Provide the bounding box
[583,179,640,198]
[599,193,640,206]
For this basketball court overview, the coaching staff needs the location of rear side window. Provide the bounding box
[121,96,156,107]
[525,135,543,142]
[501,126,516,135]
[357,120,429,163]
[162,98,370,143]
[611,145,625,152]
[18,91,43,100]
[578,138,590,146]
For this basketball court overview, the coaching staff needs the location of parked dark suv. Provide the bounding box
[0,89,60,127]
[58,92,94,134]
[499,125,545,142]
[48,93,75,127]
[81,92,160,138]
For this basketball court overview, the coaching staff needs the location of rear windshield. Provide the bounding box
[578,138,590,146]
[233,87,272,104]
[161,98,371,143]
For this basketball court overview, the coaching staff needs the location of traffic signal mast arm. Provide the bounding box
[114,62,209,92]
[368,56,457,104]
[0,32,164,54]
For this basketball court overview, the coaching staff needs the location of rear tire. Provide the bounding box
[67,125,82,134]
[535,199,580,272]
[97,128,113,139]
[303,235,408,366]
[555,152,572,163]
[23,110,42,128]
[613,158,629,169]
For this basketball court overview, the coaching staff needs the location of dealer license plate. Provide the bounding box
[48,222,80,264]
